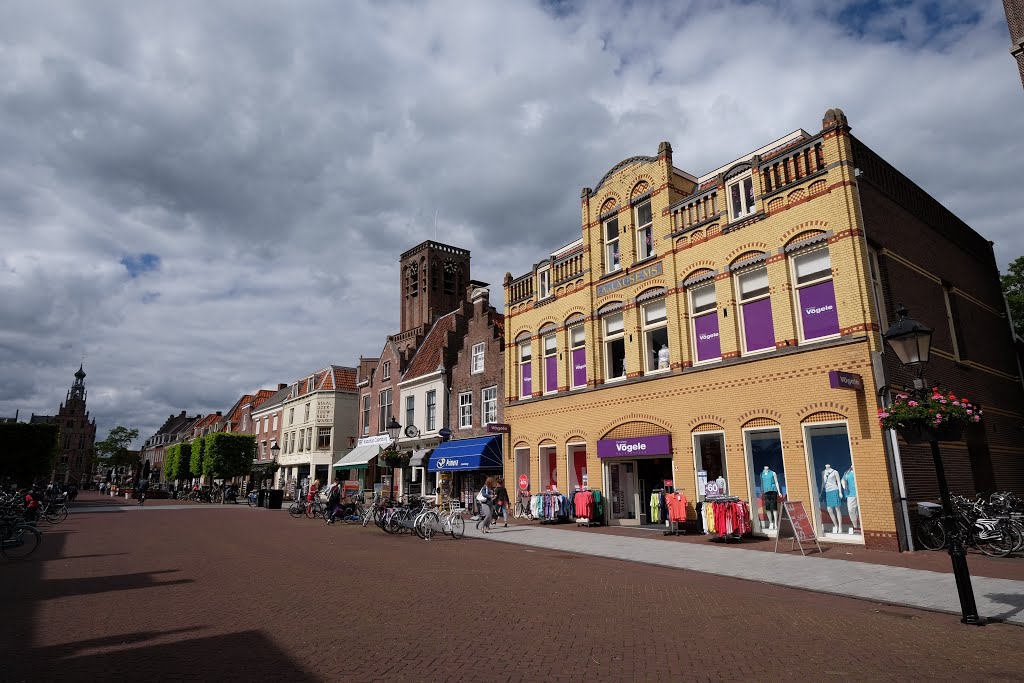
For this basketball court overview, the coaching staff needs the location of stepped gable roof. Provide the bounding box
[402,311,457,382]
[489,310,505,335]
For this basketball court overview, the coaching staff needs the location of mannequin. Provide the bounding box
[715,475,727,495]
[657,344,670,369]
[760,465,780,530]
[821,464,843,533]
[842,465,859,534]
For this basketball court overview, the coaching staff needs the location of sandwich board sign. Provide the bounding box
[775,501,823,555]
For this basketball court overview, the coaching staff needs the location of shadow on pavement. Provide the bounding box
[33,569,193,599]
[984,592,1024,623]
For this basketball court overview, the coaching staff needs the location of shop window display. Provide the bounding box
[743,429,787,532]
[804,424,861,538]
[693,432,727,499]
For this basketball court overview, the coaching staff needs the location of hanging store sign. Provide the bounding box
[597,434,671,458]
[828,370,864,392]
[775,501,823,556]
[596,261,663,297]
[486,423,511,434]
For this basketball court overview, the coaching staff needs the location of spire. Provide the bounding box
[75,364,86,381]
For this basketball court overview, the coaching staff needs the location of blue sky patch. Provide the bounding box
[121,253,160,278]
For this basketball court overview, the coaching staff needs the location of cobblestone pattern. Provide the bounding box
[5,502,1024,682]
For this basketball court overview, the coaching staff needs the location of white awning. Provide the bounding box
[333,441,391,468]
[409,449,433,468]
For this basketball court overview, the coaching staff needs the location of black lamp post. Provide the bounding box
[270,442,280,489]
[386,416,402,500]
[883,305,982,625]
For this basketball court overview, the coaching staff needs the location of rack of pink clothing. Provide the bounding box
[702,496,751,543]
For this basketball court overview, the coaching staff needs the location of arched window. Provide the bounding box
[600,304,626,380]
[639,290,669,372]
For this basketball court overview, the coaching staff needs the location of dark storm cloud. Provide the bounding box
[0,0,1019,444]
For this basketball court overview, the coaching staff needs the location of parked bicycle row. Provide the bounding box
[0,486,69,560]
[916,491,1024,558]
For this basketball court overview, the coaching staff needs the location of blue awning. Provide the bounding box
[427,436,503,472]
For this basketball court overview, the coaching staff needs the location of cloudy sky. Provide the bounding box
[1,0,1020,446]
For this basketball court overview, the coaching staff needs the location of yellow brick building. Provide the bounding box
[503,109,914,550]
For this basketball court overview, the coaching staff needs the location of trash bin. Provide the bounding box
[257,489,267,507]
[266,489,284,510]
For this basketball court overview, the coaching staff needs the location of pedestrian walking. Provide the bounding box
[475,477,495,533]
[324,480,341,524]
[493,477,510,528]
[137,478,150,506]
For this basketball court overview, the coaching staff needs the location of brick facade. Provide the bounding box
[1005,0,1024,89]
[447,287,505,439]
[502,108,1024,551]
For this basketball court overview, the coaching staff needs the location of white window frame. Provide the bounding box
[305,428,312,451]
[634,199,654,261]
[542,328,557,395]
[791,245,839,343]
[603,311,626,381]
[518,337,532,399]
[568,321,586,390]
[306,377,314,392]
[735,265,774,356]
[426,390,437,431]
[271,415,278,431]
[471,343,485,374]
[603,215,621,273]
[378,388,392,434]
[382,361,390,380]
[248,415,254,433]
[405,395,415,431]
[689,282,720,365]
[317,427,331,450]
[482,386,498,425]
[289,407,294,425]
[263,417,269,433]
[727,173,755,221]
[361,395,370,436]
[641,298,669,373]
[458,392,473,429]
[943,286,962,362]
[538,266,551,299]
[304,402,310,422]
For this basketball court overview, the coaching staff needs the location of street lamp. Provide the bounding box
[385,416,401,500]
[270,442,280,489]
[883,305,981,626]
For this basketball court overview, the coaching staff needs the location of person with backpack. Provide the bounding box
[325,480,342,524]
[137,478,150,506]
[476,477,495,533]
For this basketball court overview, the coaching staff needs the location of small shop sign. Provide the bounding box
[775,501,823,555]
[828,370,864,391]
[486,423,511,434]
[596,434,671,458]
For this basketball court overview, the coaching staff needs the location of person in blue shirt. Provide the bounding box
[842,466,859,534]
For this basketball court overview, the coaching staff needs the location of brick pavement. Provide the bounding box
[4,502,1024,682]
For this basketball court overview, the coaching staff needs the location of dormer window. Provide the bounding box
[382,361,391,380]
[538,266,551,299]
[306,377,314,392]
[634,199,654,261]
[728,173,755,221]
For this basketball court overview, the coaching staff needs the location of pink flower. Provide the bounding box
[908,401,918,407]
[966,410,973,415]
[879,412,890,419]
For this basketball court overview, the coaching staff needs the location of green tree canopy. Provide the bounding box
[94,426,141,470]
[1001,255,1024,338]
[0,423,60,486]
[189,436,207,479]
[164,444,180,481]
[204,433,255,480]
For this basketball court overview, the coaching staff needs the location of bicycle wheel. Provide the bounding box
[304,502,317,519]
[2,525,42,560]
[247,494,258,508]
[513,502,524,519]
[361,507,374,527]
[288,502,304,518]
[915,518,946,551]
[975,522,1014,558]
[45,506,68,524]
[420,511,440,540]
[450,514,465,539]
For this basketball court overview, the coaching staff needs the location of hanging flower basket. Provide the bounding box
[879,388,979,444]
[380,449,411,469]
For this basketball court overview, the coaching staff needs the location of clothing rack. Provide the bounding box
[572,487,603,527]
[701,496,751,543]
[661,490,689,536]
[531,491,571,524]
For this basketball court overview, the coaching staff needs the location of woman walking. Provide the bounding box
[493,477,510,528]
[476,477,495,533]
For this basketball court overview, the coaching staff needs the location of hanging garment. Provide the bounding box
[650,492,661,523]
[666,492,688,522]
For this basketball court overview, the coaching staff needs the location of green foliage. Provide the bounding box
[879,388,982,430]
[204,433,255,479]
[0,423,60,486]
[164,444,180,481]
[189,436,206,479]
[1001,256,1024,338]
[177,442,192,479]
[94,426,141,469]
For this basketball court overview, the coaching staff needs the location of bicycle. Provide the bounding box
[247,491,259,507]
[915,497,1018,557]
[1,516,42,560]
[287,498,306,518]
[305,497,327,520]
[514,491,534,520]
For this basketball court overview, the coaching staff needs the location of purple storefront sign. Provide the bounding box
[598,434,672,458]
[571,348,587,387]
[828,370,864,391]
[799,281,840,339]
[742,298,775,352]
[521,364,532,397]
[544,355,557,393]
[694,314,721,361]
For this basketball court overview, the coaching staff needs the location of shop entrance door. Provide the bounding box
[637,458,673,526]
[606,460,639,526]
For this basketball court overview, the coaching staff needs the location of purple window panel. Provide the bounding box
[521,363,532,397]
[571,348,587,387]
[742,298,775,352]
[544,355,557,393]
[693,314,721,361]
[798,280,840,340]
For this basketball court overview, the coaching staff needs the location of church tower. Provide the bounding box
[398,241,471,334]
[56,365,97,484]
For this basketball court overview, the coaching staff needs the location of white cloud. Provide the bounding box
[0,0,1019,444]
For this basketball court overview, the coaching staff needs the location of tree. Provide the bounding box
[94,426,141,480]
[189,436,207,480]
[164,444,180,481]
[1001,256,1024,338]
[0,423,60,486]
[203,433,256,480]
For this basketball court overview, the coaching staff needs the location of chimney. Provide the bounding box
[216,411,222,416]
[278,383,287,390]
[180,410,186,417]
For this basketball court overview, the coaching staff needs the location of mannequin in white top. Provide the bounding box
[821,464,843,534]
[657,344,670,369]
[715,475,727,496]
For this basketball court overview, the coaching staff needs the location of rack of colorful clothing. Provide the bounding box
[661,489,688,536]
[572,488,603,527]
[531,491,572,524]
[699,495,751,543]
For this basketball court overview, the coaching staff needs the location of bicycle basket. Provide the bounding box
[917,501,941,518]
